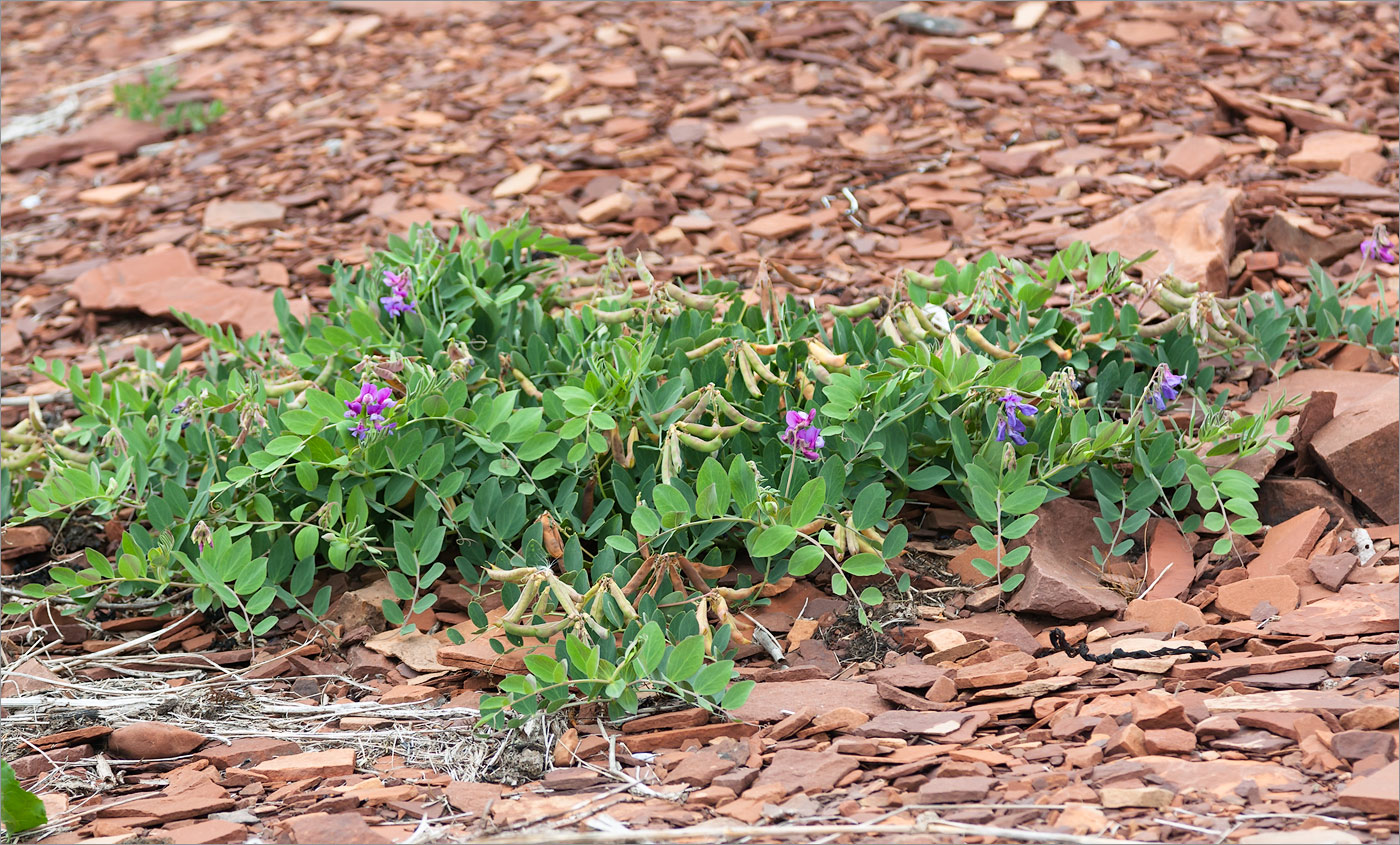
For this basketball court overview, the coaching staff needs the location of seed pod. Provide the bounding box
[593,306,639,324]
[685,336,729,360]
[676,429,726,452]
[742,343,783,384]
[711,393,764,431]
[622,558,655,594]
[805,339,848,369]
[736,346,764,398]
[500,576,542,623]
[750,342,778,356]
[512,368,544,400]
[829,296,882,319]
[484,566,535,584]
[678,421,742,439]
[606,578,639,623]
[500,617,572,639]
[539,513,565,558]
[962,325,1016,360]
[807,360,833,385]
[665,282,719,311]
[896,312,927,343]
[880,315,906,346]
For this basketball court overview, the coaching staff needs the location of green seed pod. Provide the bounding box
[829,296,882,319]
[675,430,726,452]
[592,306,639,324]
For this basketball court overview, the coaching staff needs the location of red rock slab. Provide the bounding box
[0,524,52,556]
[1310,391,1399,522]
[753,749,858,794]
[248,748,355,781]
[284,812,391,845]
[1124,598,1206,633]
[731,679,891,723]
[1338,759,1398,816]
[196,737,301,769]
[4,116,167,171]
[1055,183,1241,293]
[1169,649,1335,681]
[70,248,309,337]
[444,781,503,816]
[98,790,235,823]
[1268,583,1399,637]
[107,722,207,760]
[847,710,973,738]
[1134,756,1307,800]
[1203,690,1371,717]
[618,722,759,753]
[620,707,711,733]
[1143,521,1195,601]
[161,818,246,845]
[31,725,112,750]
[1240,370,1397,417]
[1247,507,1331,579]
[1214,575,1300,621]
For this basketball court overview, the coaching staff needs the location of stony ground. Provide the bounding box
[1,2,1397,844]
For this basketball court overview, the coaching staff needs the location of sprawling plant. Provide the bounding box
[4,214,1386,728]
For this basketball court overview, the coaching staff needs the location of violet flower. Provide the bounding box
[345,382,396,439]
[1148,365,1184,413]
[379,268,418,317]
[994,393,1037,446]
[1361,231,1397,264]
[780,408,824,460]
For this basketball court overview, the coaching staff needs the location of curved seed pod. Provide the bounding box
[805,338,848,369]
[500,576,543,623]
[796,368,816,401]
[685,336,729,360]
[678,420,743,439]
[962,325,1016,360]
[696,600,713,654]
[511,368,544,400]
[796,518,827,536]
[500,617,572,639]
[712,597,749,644]
[807,359,833,385]
[669,430,685,474]
[659,433,675,485]
[531,588,553,619]
[880,315,907,346]
[896,312,927,342]
[606,579,639,623]
[677,555,714,592]
[650,387,705,421]
[715,585,760,602]
[910,303,948,337]
[694,560,730,579]
[829,296,882,319]
[742,344,783,384]
[593,307,639,324]
[665,282,719,311]
[904,269,940,290]
[1211,302,1253,341]
[750,342,779,356]
[484,566,537,584]
[1137,310,1188,339]
[622,558,655,594]
[667,565,687,595]
[711,393,764,431]
[1045,339,1073,361]
[682,390,713,423]
[675,429,727,452]
[736,346,764,398]
[538,513,565,558]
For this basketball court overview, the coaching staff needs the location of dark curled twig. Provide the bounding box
[1043,627,1220,664]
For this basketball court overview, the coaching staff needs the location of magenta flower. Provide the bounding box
[780,408,824,460]
[380,268,418,317]
[1361,232,1397,264]
[345,382,396,439]
[1148,365,1185,413]
[994,393,1037,446]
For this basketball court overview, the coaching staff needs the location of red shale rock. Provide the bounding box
[5,116,167,170]
[1005,498,1127,620]
[107,722,208,760]
[70,248,309,337]
[1309,391,1400,522]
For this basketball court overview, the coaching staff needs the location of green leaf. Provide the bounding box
[842,552,885,577]
[1000,486,1047,516]
[1229,517,1261,536]
[789,478,825,528]
[858,586,884,605]
[664,635,705,682]
[1000,513,1038,541]
[1203,511,1226,533]
[653,484,690,519]
[690,660,733,697]
[788,545,825,577]
[850,483,887,530]
[605,534,638,554]
[720,679,755,711]
[524,654,562,683]
[1212,535,1234,555]
[1001,545,1031,567]
[265,435,305,457]
[631,505,661,537]
[747,525,797,558]
[2,760,47,834]
[1000,572,1025,592]
[293,525,318,560]
[294,461,318,492]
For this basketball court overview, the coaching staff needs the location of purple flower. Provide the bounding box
[1361,232,1397,264]
[380,268,418,317]
[345,382,396,439]
[994,393,1037,446]
[780,408,824,460]
[1148,365,1185,413]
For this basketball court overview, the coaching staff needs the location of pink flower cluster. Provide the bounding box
[345,382,396,439]
[380,269,417,318]
[780,409,825,461]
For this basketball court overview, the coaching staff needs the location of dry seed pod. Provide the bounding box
[539,513,565,558]
[805,338,848,369]
[742,344,783,384]
[686,337,728,360]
